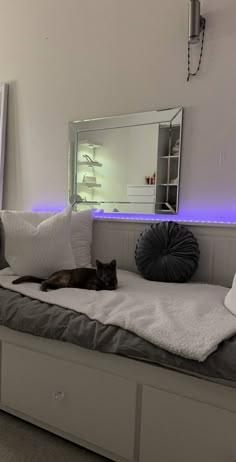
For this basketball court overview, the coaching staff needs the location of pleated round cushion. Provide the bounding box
[135,221,200,283]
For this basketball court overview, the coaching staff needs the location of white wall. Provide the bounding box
[1,0,236,220]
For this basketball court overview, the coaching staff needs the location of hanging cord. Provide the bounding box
[187,17,206,82]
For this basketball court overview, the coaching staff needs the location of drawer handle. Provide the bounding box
[52,391,65,401]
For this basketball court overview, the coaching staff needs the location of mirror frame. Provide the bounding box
[68,107,183,216]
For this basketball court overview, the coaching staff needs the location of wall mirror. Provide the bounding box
[68,107,183,215]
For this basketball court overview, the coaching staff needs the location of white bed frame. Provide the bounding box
[1,219,236,462]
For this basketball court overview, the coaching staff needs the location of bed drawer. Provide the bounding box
[140,385,236,462]
[1,343,136,460]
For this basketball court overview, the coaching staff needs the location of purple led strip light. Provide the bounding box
[32,204,236,225]
[93,210,236,225]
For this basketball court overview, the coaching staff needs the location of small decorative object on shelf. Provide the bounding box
[171,139,180,155]
[77,154,103,167]
[170,177,178,185]
[145,172,156,185]
[83,154,93,163]
[83,174,97,185]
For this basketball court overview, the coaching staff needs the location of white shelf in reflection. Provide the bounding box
[79,142,102,148]
[159,155,179,159]
[77,182,102,188]
[78,161,102,167]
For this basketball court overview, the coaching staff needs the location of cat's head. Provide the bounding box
[96,259,117,288]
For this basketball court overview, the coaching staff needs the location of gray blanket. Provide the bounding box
[0,288,236,385]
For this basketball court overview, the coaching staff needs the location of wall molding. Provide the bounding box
[92,220,236,288]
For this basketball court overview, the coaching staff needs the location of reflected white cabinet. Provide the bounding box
[127,185,155,213]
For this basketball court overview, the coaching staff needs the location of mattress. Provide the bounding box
[0,287,235,386]
[0,268,234,362]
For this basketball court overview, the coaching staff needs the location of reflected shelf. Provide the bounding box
[79,142,102,148]
[77,182,102,188]
[159,184,178,186]
[78,161,103,167]
[72,200,165,205]
[159,155,179,159]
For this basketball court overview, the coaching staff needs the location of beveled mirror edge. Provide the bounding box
[69,107,183,132]
[68,107,183,217]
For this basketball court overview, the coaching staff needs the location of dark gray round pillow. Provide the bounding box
[135,221,200,283]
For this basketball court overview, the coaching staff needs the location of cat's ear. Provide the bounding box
[110,259,116,268]
[96,260,102,268]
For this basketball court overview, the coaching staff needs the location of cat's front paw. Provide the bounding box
[108,285,117,291]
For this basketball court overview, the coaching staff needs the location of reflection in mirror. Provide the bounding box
[68,108,183,215]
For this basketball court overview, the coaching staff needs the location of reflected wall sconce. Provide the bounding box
[187,0,206,82]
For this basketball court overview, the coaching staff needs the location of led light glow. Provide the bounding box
[93,210,236,225]
[31,205,236,225]
[32,204,66,213]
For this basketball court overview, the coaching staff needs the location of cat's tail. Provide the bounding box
[12,276,44,285]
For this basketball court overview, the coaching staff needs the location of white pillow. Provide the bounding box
[224,273,236,316]
[1,206,76,277]
[0,209,93,269]
[71,210,93,267]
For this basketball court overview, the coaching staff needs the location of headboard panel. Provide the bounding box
[92,220,236,288]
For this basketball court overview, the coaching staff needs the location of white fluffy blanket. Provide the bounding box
[0,268,235,362]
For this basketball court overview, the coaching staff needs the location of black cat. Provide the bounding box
[12,259,118,292]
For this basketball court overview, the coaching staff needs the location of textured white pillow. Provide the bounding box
[1,207,76,277]
[0,209,93,269]
[71,210,93,267]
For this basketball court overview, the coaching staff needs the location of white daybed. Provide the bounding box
[0,219,236,462]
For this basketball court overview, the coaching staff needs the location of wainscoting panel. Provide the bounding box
[92,220,236,288]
